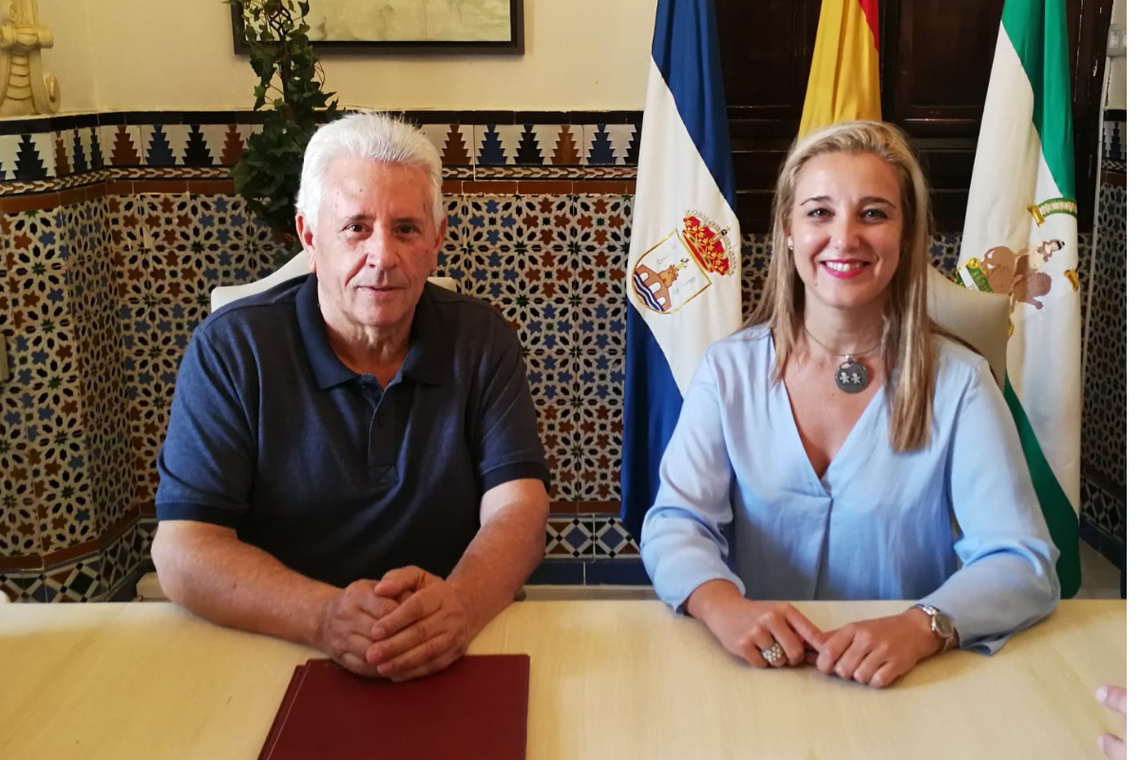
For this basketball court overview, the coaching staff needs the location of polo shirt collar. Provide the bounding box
[296,274,446,390]
[399,285,446,387]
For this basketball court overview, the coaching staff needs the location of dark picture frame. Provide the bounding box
[230,0,523,54]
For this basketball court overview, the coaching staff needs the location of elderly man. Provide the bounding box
[151,113,550,681]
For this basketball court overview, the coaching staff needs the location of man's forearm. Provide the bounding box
[446,499,547,631]
[152,523,339,649]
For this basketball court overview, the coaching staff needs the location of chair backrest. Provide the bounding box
[210,251,458,312]
[926,264,1009,384]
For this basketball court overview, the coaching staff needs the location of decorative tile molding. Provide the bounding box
[0,111,644,204]
[1103,110,1126,164]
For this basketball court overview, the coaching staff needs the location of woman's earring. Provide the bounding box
[787,238,794,252]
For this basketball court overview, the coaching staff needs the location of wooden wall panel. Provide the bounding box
[717,0,1111,234]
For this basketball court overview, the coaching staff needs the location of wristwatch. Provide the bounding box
[911,603,957,652]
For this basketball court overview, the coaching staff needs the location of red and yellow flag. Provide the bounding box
[799,0,881,138]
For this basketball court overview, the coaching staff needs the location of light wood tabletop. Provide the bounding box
[0,599,1125,759]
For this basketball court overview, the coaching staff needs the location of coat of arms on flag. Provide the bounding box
[620,0,741,541]
[630,212,738,315]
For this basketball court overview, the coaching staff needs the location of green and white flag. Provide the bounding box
[958,0,1081,597]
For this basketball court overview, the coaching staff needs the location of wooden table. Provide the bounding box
[0,600,1125,759]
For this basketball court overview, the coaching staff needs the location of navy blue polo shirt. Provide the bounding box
[155,274,548,587]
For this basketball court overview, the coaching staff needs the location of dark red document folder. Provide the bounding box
[257,655,530,760]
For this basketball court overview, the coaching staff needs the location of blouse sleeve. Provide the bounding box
[920,360,1061,654]
[640,349,746,612]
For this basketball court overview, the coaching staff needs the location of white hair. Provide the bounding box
[295,111,444,230]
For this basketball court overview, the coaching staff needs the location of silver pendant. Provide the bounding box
[835,356,869,394]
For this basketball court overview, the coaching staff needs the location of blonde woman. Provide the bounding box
[640,121,1059,688]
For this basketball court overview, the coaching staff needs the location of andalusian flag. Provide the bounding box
[959,0,1081,597]
[799,0,881,138]
[621,0,741,542]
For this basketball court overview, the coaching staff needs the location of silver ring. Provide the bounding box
[760,642,784,664]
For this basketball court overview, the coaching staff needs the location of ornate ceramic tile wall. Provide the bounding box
[0,110,1125,596]
[1079,176,1126,548]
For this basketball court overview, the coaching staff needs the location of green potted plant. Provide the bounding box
[228,0,338,246]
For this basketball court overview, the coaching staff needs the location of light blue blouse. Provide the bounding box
[640,326,1060,654]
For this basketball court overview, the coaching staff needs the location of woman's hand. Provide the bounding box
[1095,685,1126,760]
[685,580,826,668]
[814,607,946,688]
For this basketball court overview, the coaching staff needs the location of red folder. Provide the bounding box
[258,655,530,760]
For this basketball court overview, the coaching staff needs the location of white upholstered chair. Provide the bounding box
[925,264,1010,384]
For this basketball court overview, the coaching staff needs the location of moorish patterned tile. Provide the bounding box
[442,194,466,247]
[102,124,144,169]
[590,516,640,558]
[533,124,584,167]
[525,350,576,406]
[100,516,141,597]
[0,502,40,560]
[511,125,548,167]
[181,124,229,167]
[420,124,475,167]
[151,300,210,404]
[473,124,526,166]
[186,193,251,251]
[0,133,21,181]
[1080,472,1124,546]
[499,289,577,354]
[6,259,76,362]
[576,194,633,247]
[525,350,576,501]
[1103,116,1126,163]
[129,405,169,512]
[138,192,194,250]
[0,436,39,558]
[7,207,70,267]
[141,124,192,167]
[578,242,627,302]
[516,195,581,248]
[0,566,44,602]
[73,127,97,175]
[88,428,135,537]
[577,299,625,354]
[574,353,623,503]
[7,132,57,180]
[1081,182,1126,499]
[52,130,73,178]
[42,551,104,602]
[545,515,593,559]
[581,125,638,166]
[929,233,962,276]
[135,516,158,558]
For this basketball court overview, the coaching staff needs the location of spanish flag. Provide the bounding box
[799,0,881,138]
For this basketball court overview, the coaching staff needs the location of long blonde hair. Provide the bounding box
[744,120,935,451]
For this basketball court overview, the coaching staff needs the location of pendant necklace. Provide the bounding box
[802,326,880,394]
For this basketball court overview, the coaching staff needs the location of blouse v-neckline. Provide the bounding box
[775,369,886,495]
